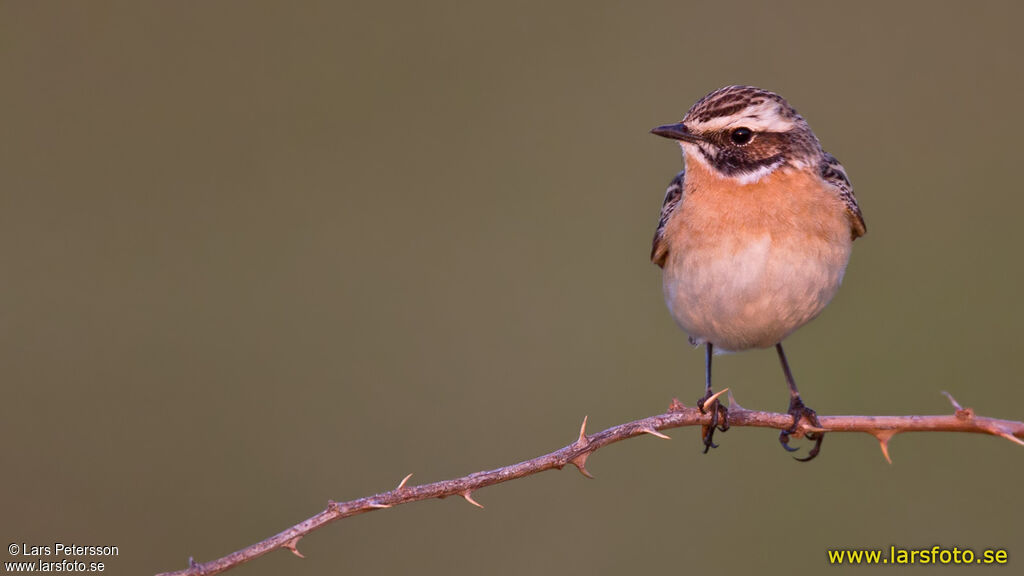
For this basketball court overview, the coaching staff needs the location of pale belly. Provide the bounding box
[663,232,852,351]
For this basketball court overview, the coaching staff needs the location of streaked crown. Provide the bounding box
[652,85,823,182]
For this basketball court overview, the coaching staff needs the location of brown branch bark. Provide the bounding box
[156,392,1023,576]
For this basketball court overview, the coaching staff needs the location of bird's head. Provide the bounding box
[652,85,822,184]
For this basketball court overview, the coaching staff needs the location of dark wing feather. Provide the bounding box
[820,153,866,239]
[651,170,685,268]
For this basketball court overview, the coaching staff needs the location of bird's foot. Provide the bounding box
[779,396,824,462]
[697,389,729,453]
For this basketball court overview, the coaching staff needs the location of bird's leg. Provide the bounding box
[696,343,728,452]
[776,343,824,461]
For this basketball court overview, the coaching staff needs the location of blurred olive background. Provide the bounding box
[3,1,1023,574]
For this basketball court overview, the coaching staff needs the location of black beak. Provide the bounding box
[650,122,703,143]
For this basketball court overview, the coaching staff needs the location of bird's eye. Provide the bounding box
[730,127,753,145]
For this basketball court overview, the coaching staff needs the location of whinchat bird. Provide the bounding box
[651,85,865,461]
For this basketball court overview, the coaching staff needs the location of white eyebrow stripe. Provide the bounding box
[688,101,796,133]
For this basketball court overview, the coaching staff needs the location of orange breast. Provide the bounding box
[661,160,854,351]
[670,160,851,247]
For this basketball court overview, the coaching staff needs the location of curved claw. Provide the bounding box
[779,432,800,452]
[780,399,825,461]
[702,437,718,453]
[701,405,720,452]
[698,390,729,453]
[794,433,824,462]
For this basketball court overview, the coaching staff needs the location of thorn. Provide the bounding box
[941,391,963,411]
[941,391,974,420]
[727,390,744,411]
[188,557,198,569]
[462,491,484,509]
[703,387,729,409]
[669,397,687,412]
[997,430,1024,447]
[873,430,897,464]
[396,473,413,491]
[367,501,391,509]
[570,452,594,479]
[879,440,892,465]
[283,536,305,558]
[575,415,590,447]
[640,427,671,440]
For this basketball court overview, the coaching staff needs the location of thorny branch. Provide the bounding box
[156,391,1023,576]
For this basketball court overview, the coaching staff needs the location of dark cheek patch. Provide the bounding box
[715,150,784,176]
[711,133,786,176]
